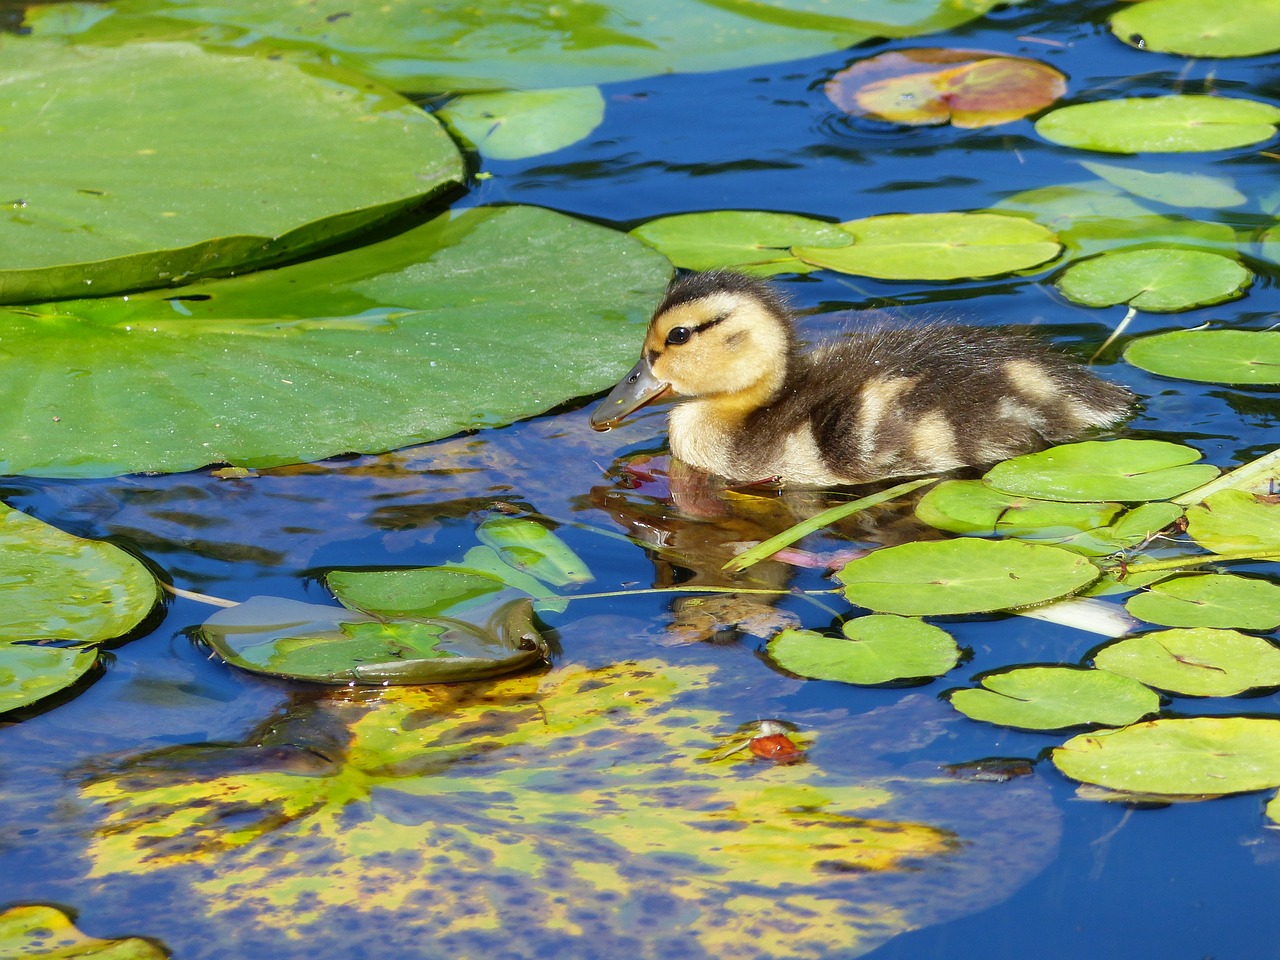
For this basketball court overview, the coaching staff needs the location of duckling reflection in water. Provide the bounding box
[590,270,1133,486]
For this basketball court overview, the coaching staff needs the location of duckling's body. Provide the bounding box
[591,271,1134,485]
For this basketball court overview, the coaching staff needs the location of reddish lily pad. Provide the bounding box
[826,48,1065,128]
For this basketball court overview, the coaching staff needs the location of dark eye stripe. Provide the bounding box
[663,311,729,347]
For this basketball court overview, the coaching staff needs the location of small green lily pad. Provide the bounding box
[984,440,1219,503]
[1126,574,1280,630]
[0,903,168,960]
[199,594,547,684]
[836,539,1099,616]
[767,615,961,685]
[947,666,1159,731]
[1054,716,1280,795]
[1055,248,1252,312]
[1124,330,1280,384]
[914,480,1122,537]
[1186,489,1280,556]
[1094,627,1280,697]
[1110,0,1280,58]
[794,212,1061,281]
[630,211,852,276]
[0,644,99,714]
[1035,96,1280,153]
[437,86,605,160]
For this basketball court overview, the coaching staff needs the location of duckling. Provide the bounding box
[590,270,1133,486]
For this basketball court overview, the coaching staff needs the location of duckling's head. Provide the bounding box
[590,270,794,431]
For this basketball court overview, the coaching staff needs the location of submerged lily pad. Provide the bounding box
[1055,248,1252,311]
[1124,330,1280,384]
[948,666,1159,731]
[28,0,1024,92]
[1094,628,1280,697]
[1054,716,1280,796]
[199,594,547,684]
[78,659,1062,959]
[437,86,605,160]
[794,212,1060,280]
[1079,161,1247,209]
[0,39,462,304]
[0,205,671,478]
[1125,574,1280,630]
[768,615,961,685]
[825,48,1065,128]
[630,211,852,276]
[984,440,1219,503]
[1035,96,1280,153]
[836,539,1099,616]
[1110,0,1280,57]
[0,903,167,960]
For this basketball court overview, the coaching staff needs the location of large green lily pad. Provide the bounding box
[1054,716,1280,796]
[1125,574,1280,630]
[1093,628,1280,697]
[1110,0,1280,57]
[984,440,1219,503]
[914,480,1122,537]
[0,39,462,305]
[836,539,1099,616]
[28,0,1026,93]
[0,903,168,960]
[1124,330,1280,384]
[1055,249,1252,312]
[1035,96,1280,153]
[768,615,961,685]
[794,212,1060,280]
[0,205,671,478]
[947,666,1159,731]
[1079,161,1246,209]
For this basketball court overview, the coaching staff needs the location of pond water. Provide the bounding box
[2,0,1280,958]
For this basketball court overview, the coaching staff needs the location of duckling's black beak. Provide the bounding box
[589,358,671,431]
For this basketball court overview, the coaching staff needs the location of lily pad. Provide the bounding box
[1186,489,1280,556]
[1124,330,1280,384]
[825,48,1065,128]
[1079,161,1246,209]
[198,594,547,684]
[1055,248,1252,312]
[1126,574,1280,630]
[0,204,671,478]
[27,0,1025,93]
[984,440,1219,503]
[794,212,1061,281]
[1054,716,1280,795]
[914,480,1122,537]
[994,181,1240,260]
[947,666,1159,731]
[1093,628,1280,697]
[836,539,1099,616]
[630,211,852,276]
[768,615,961,685]
[0,39,462,304]
[475,518,593,587]
[0,903,167,960]
[1110,0,1280,57]
[1035,96,1280,153]
[0,645,99,716]
[437,86,605,160]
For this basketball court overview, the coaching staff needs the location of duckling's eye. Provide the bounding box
[666,326,692,346]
